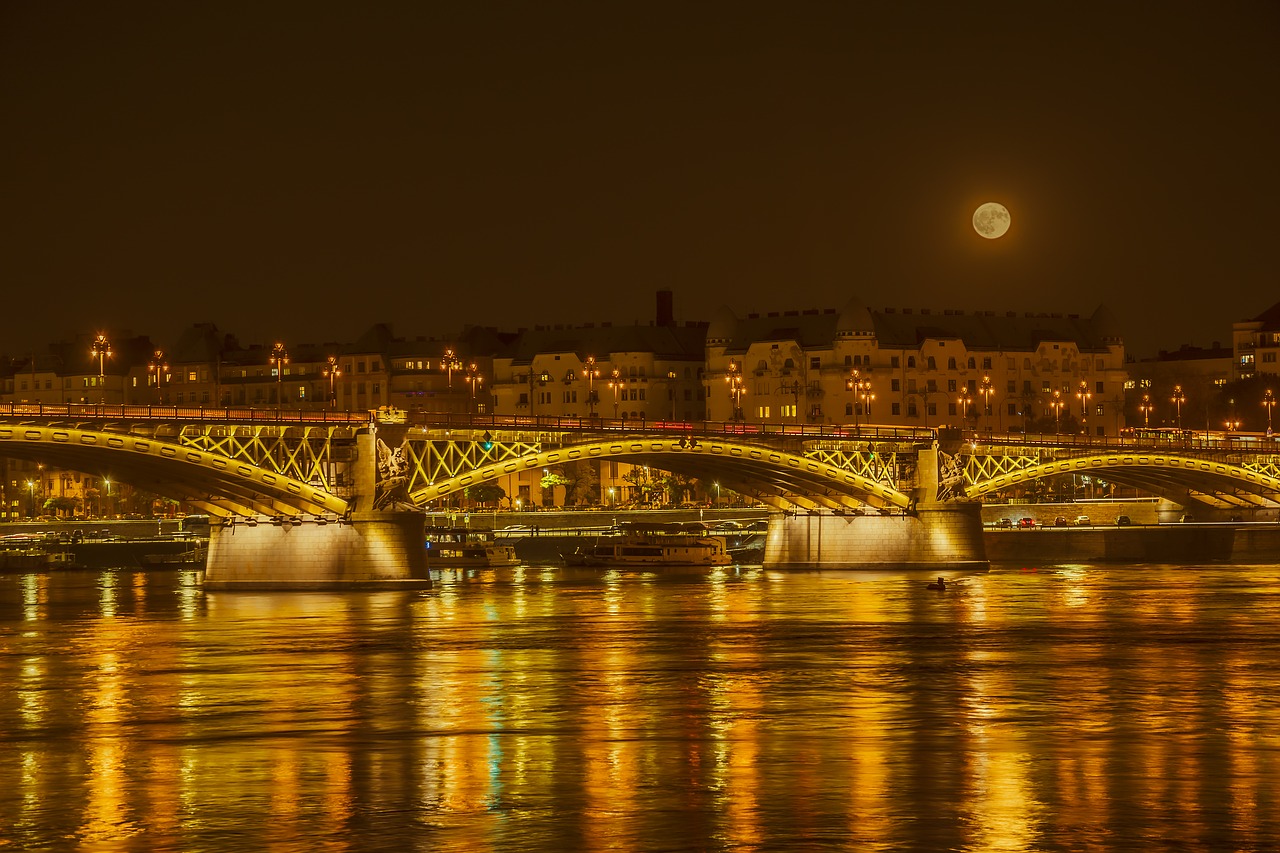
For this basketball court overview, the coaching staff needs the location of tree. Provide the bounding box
[540,470,570,507]
[465,483,506,507]
[622,466,656,505]
[43,495,81,518]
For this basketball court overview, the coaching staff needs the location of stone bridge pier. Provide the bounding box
[763,447,988,571]
[203,429,430,590]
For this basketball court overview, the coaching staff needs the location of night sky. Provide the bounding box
[2,2,1275,358]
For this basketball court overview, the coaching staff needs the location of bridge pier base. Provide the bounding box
[762,504,988,571]
[202,511,430,591]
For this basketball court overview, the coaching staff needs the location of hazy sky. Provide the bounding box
[1,2,1275,358]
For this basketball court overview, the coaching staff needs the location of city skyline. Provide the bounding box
[1,3,1275,359]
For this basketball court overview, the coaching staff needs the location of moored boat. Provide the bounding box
[562,522,732,567]
[425,527,519,567]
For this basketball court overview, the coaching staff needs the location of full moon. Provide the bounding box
[972,202,1011,239]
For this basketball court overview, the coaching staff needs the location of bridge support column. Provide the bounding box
[203,430,430,590]
[762,447,988,571]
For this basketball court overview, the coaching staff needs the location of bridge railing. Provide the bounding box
[0,403,372,426]
[396,412,937,442]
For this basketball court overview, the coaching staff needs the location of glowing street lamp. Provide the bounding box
[957,388,972,424]
[26,480,35,519]
[609,369,626,418]
[725,361,745,421]
[442,348,462,388]
[148,349,168,405]
[1139,393,1153,428]
[270,342,289,419]
[1050,390,1065,434]
[1264,389,1275,436]
[1171,385,1186,431]
[465,362,484,414]
[584,356,601,417]
[1077,381,1092,434]
[91,334,112,404]
[102,478,111,518]
[323,356,341,409]
[979,375,994,431]
[846,369,873,429]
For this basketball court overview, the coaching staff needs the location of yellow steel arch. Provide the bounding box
[0,425,348,518]
[965,451,1280,507]
[409,437,913,510]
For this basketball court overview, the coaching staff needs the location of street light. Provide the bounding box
[979,375,994,432]
[584,356,601,417]
[725,361,745,421]
[609,369,626,418]
[26,480,34,519]
[465,362,484,414]
[1171,385,1186,431]
[91,334,112,404]
[270,342,289,419]
[958,388,972,424]
[323,356,341,409]
[442,348,461,388]
[1264,389,1275,436]
[102,478,111,518]
[1139,393,1153,428]
[1050,390,1065,434]
[844,368,875,427]
[666,370,678,421]
[1077,381,1093,435]
[148,349,168,405]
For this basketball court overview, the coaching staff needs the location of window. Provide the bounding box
[843,355,852,366]
[967,379,976,393]
[781,404,797,418]
[948,357,957,370]
[1023,380,1032,393]
[947,380,957,392]
[810,357,821,369]
[908,402,918,417]
[927,403,937,416]
[948,403,957,415]
[1095,381,1104,394]
[891,402,901,415]
[1008,402,1017,416]
[907,379,917,392]
[1007,380,1016,393]
[891,379,900,391]
[757,406,771,418]
[907,356,916,368]
[927,357,936,370]
[845,403,853,416]
[927,379,937,393]
[891,356,900,368]
[967,357,976,369]
[372,382,381,395]
[783,359,795,369]
[1023,358,1032,369]
[982,357,992,369]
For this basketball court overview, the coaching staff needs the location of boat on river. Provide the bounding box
[138,545,208,568]
[0,548,78,571]
[425,527,519,567]
[562,522,732,567]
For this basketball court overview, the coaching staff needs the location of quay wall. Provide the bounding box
[984,524,1280,564]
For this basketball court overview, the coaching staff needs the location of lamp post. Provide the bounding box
[958,388,972,425]
[1077,381,1093,435]
[102,478,111,518]
[270,342,288,419]
[1139,394,1153,428]
[148,349,167,405]
[725,361,745,421]
[608,369,625,418]
[1050,390,1065,434]
[846,369,872,429]
[323,356,341,409]
[26,480,35,519]
[1264,389,1275,436]
[584,356,600,417]
[979,375,994,432]
[91,334,112,404]
[465,362,483,414]
[442,348,461,388]
[1171,385,1185,431]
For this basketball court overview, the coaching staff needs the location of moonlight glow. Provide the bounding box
[972,202,1011,239]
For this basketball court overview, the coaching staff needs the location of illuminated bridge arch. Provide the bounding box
[965,451,1280,510]
[409,436,913,512]
[0,425,348,518]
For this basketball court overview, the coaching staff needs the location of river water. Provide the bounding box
[2,561,1278,852]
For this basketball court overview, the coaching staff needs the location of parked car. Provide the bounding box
[1181,513,1195,523]
[994,517,1013,528]
[1017,517,1036,529]
[1114,515,1131,526]
[1074,515,1091,526]
[1053,516,1070,527]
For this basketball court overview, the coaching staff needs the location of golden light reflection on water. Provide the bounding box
[3,565,1280,851]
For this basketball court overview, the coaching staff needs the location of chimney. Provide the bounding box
[656,290,674,327]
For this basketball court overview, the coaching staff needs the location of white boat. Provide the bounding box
[563,522,732,567]
[425,527,519,567]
